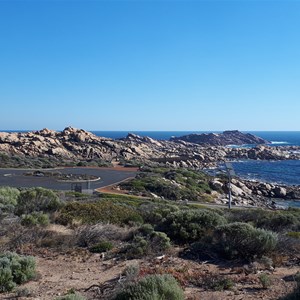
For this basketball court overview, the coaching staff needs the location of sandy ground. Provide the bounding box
[0,247,298,300]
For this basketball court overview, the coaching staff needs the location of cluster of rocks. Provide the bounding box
[0,127,300,170]
[170,130,270,146]
[211,177,300,207]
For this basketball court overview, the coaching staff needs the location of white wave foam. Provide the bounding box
[270,141,289,144]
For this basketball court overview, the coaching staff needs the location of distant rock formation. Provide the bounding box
[170,130,270,146]
[0,127,299,169]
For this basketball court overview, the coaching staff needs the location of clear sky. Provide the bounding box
[1,0,300,131]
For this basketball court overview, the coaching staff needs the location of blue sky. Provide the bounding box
[0,0,300,131]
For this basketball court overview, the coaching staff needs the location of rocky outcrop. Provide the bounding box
[0,127,300,170]
[212,177,300,207]
[170,130,270,146]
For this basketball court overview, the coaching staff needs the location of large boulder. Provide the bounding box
[272,186,287,198]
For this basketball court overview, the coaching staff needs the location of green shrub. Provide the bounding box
[149,231,171,254]
[259,273,272,289]
[228,209,300,232]
[0,267,15,292]
[120,168,212,201]
[214,222,278,260]
[0,252,36,292]
[114,274,184,300]
[159,209,226,243]
[124,214,144,226]
[58,201,143,225]
[123,264,140,281]
[202,274,234,291]
[126,236,149,258]
[21,212,50,227]
[89,241,113,253]
[0,187,20,212]
[15,187,62,215]
[125,227,171,259]
[139,224,155,236]
[140,202,180,225]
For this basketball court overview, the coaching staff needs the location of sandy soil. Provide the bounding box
[1,248,298,300]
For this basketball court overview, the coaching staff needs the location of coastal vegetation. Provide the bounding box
[0,178,300,299]
[0,167,299,298]
[119,167,214,201]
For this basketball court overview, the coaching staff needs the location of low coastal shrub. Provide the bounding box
[57,201,143,225]
[124,225,171,258]
[21,212,50,227]
[114,274,184,300]
[15,187,62,215]
[158,209,226,243]
[139,202,180,225]
[228,209,300,232]
[120,167,212,201]
[214,222,278,260]
[259,273,272,289]
[0,252,36,292]
[76,224,132,247]
[0,187,20,213]
[89,241,113,253]
[202,274,234,291]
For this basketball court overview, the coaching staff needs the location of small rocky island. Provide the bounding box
[170,130,270,146]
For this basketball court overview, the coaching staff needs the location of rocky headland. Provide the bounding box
[0,127,300,170]
[170,130,270,146]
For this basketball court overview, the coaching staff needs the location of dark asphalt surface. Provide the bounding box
[0,168,137,190]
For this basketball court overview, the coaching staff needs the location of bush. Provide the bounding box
[214,222,278,260]
[228,209,300,232]
[76,224,132,248]
[15,187,62,215]
[202,274,234,291]
[114,274,184,300]
[89,241,113,253]
[125,227,171,259]
[21,212,49,227]
[259,273,272,289]
[120,168,212,201]
[123,264,140,282]
[58,201,143,225]
[0,187,20,213]
[140,202,180,225]
[0,252,36,292]
[159,209,226,243]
